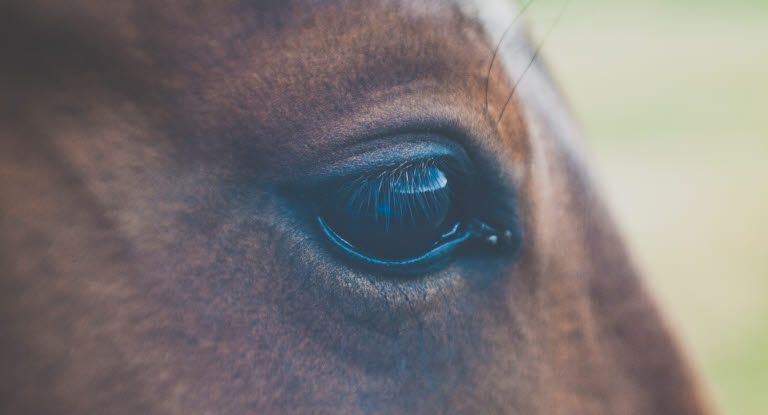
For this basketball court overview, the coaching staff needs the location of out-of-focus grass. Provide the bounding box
[526,1,768,414]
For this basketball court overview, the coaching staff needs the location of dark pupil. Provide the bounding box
[323,160,459,260]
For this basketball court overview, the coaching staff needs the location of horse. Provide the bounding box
[0,0,715,413]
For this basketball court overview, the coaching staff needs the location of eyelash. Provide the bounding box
[335,157,460,229]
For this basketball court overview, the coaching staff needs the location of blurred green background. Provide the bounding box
[527,1,768,414]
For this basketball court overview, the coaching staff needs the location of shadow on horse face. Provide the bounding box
[0,0,714,413]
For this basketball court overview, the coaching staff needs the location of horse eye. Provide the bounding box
[315,157,513,272]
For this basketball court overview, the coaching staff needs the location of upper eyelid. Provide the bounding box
[296,134,474,191]
[332,157,457,221]
[328,156,468,202]
[347,156,463,184]
[336,157,458,200]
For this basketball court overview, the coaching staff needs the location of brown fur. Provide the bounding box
[0,0,714,413]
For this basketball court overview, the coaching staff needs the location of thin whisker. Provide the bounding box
[496,0,571,125]
[484,0,537,113]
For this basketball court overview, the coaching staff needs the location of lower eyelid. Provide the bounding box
[316,216,473,273]
[316,214,521,275]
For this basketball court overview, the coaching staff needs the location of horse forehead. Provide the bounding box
[168,0,508,82]
[60,0,518,41]
[15,0,530,113]
[9,0,539,174]
[215,0,518,28]
[122,0,532,174]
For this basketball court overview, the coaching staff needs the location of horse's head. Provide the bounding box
[0,0,714,413]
